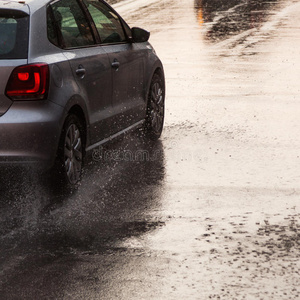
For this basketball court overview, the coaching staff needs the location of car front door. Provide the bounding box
[83,0,146,134]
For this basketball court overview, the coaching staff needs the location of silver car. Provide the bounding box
[0,0,165,185]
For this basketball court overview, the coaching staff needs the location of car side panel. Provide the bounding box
[103,43,146,134]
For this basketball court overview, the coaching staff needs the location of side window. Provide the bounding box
[47,0,94,49]
[83,0,126,44]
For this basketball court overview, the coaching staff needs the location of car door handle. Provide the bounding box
[76,65,86,78]
[111,60,120,70]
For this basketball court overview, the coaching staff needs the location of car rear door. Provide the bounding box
[83,0,146,134]
[48,0,113,144]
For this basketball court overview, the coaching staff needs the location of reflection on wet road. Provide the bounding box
[1,0,300,298]
[0,136,167,297]
[194,0,282,41]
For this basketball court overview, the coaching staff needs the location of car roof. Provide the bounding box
[0,0,50,14]
[0,0,48,4]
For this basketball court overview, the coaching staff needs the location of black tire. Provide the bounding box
[144,73,165,140]
[55,114,84,186]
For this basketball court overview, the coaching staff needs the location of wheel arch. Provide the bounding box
[146,66,166,103]
[61,95,91,149]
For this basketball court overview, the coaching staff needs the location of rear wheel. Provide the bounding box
[144,73,165,140]
[56,114,84,186]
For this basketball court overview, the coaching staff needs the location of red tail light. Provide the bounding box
[5,64,49,100]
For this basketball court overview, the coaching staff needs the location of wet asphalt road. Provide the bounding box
[1,0,300,299]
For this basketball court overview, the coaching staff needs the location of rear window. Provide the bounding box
[0,11,29,59]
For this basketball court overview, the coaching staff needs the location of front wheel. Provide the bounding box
[144,73,165,140]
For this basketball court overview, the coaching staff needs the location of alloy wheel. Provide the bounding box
[149,81,164,134]
[64,123,82,185]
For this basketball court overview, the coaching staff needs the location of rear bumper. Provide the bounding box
[0,100,64,169]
